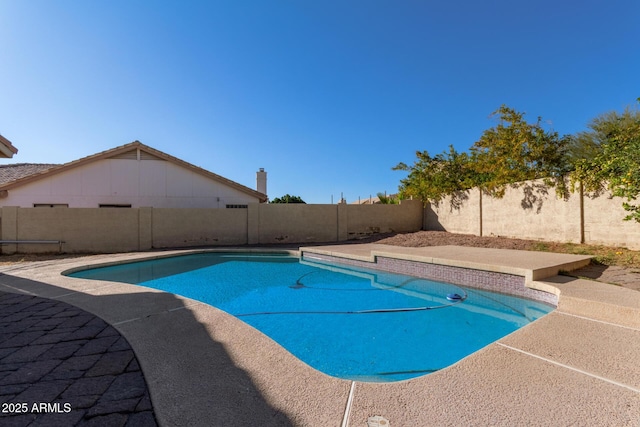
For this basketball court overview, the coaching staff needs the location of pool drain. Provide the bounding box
[367,415,390,427]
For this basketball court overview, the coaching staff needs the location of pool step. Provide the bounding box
[536,275,640,329]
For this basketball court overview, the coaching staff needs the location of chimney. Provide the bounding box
[256,168,267,195]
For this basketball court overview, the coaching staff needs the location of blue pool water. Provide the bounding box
[68,252,554,382]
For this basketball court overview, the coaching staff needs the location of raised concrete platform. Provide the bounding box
[301,243,593,284]
[0,245,638,426]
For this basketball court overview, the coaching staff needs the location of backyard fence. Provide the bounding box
[424,179,640,250]
[4,185,637,254]
[0,200,423,254]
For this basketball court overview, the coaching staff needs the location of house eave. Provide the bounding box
[0,135,19,158]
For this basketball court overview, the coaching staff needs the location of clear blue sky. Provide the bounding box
[1,1,638,204]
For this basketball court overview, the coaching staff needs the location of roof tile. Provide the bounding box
[0,164,60,185]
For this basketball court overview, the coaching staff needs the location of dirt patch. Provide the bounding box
[0,253,91,266]
[371,230,541,250]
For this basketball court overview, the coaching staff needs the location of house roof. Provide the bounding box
[0,135,19,158]
[0,141,268,202]
[0,164,60,185]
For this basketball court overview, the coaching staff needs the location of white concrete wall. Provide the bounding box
[1,158,259,208]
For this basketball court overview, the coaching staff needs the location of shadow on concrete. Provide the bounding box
[567,263,609,281]
[0,274,295,427]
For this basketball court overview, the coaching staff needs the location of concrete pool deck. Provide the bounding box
[0,244,639,426]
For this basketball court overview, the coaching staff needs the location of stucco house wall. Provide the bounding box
[1,157,260,208]
[0,141,267,208]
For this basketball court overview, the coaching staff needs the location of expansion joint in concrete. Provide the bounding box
[341,381,356,427]
[557,311,640,332]
[496,342,640,393]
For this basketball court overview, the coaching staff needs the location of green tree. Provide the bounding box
[270,194,306,204]
[393,145,481,203]
[393,106,576,206]
[565,130,604,164]
[376,192,399,204]
[470,105,572,198]
[571,100,640,221]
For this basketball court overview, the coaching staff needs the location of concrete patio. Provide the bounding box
[0,244,639,426]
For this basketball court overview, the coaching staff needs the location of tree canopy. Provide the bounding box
[394,105,571,202]
[571,101,640,221]
[270,194,306,204]
[394,99,640,221]
[376,192,400,204]
[470,105,572,198]
[393,145,479,202]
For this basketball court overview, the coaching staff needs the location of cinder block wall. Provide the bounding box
[252,204,338,245]
[152,208,248,248]
[424,189,481,235]
[0,200,424,254]
[481,181,581,243]
[346,199,423,239]
[0,207,141,253]
[583,193,640,248]
[424,179,640,250]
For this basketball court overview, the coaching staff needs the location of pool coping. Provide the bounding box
[0,244,639,426]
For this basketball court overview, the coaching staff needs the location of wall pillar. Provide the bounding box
[337,203,348,241]
[139,207,153,250]
[579,182,585,244]
[1,206,18,254]
[247,204,260,244]
[478,188,483,237]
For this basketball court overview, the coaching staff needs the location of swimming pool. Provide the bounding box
[68,252,554,382]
